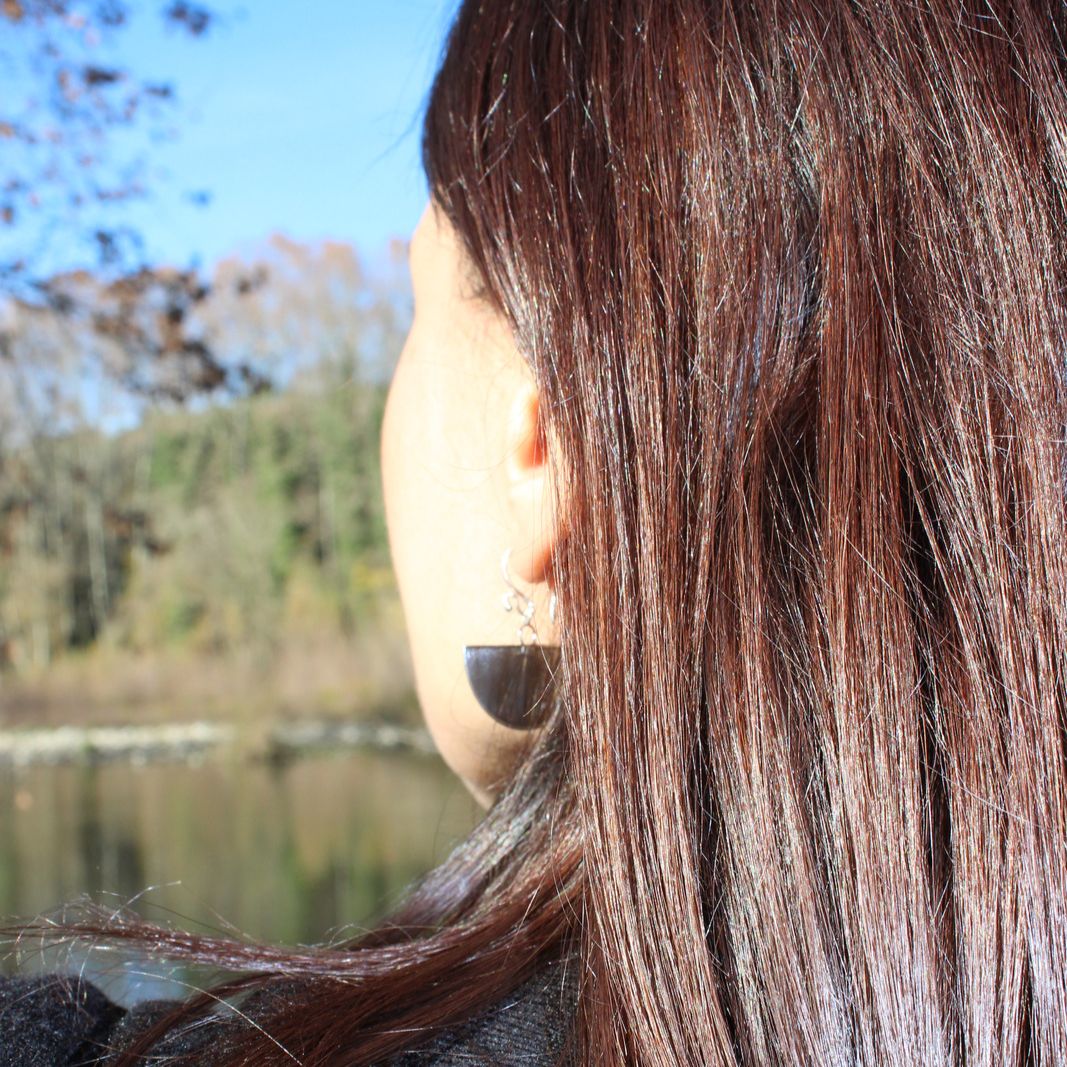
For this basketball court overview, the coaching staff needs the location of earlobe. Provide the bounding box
[504,383,562,587]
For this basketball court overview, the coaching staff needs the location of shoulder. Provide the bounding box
[386,956,580,1066]
[0,973,215,1066]
[0,972,126,1066]
[0,957,580,1066]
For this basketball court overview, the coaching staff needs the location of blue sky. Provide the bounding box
[96,0,460,270]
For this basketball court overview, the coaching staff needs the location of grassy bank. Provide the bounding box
[0,594,417,730]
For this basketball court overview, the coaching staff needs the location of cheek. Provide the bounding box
[380,356,427,605]
[380,336,478,591]
[379,342,460,686]
[379,368,403,563]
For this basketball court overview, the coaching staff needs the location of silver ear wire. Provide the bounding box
[500,546,546,648]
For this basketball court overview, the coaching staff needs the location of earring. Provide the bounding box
[463,547,561,730]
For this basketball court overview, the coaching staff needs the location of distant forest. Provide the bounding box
[0,366,391,672]
[0,235,414,723]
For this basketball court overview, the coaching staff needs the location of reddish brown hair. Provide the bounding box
[6,1,1067,1063]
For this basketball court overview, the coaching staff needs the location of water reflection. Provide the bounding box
[0,748,481,1004]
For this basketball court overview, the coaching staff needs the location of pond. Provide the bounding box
[0,747,481,1006]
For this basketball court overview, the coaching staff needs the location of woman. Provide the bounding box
[3,0,1066,1063]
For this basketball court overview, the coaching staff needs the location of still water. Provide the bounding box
[0,747,481,1005]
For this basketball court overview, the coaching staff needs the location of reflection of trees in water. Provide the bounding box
[0,750,479,1000]
[75,762,146,902]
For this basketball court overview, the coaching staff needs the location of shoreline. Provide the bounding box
[0,719,438,769]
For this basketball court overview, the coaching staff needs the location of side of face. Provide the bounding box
[379,204,562,807]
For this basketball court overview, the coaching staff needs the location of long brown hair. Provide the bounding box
[6,1,1067,1063]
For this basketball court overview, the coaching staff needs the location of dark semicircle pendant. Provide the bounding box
[463,644,562,730]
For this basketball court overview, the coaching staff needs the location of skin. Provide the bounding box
[380,203,564,808]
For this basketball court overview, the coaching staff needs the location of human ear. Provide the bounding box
[504,380,563,589]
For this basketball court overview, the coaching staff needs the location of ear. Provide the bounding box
[504,380,564,588]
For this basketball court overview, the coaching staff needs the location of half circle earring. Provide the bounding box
[463,547,561,730]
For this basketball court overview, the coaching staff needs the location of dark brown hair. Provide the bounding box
[6,0,1067,1062]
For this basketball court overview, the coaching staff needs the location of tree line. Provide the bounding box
[0,231,410,680]
[0,357,393,673]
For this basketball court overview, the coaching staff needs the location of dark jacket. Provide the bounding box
[0,958,579,1065]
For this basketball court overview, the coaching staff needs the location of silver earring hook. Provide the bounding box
[501,546,541,647]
